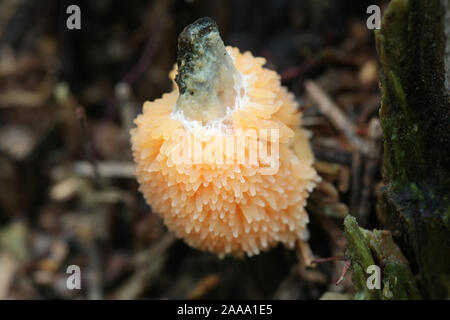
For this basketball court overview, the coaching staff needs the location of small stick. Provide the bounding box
[296,240,328,284]
[296,239,315,267]
[73,161,135,178]
[336,259,352,285]
[311,255,351,286]
[186,274,220,300]
[312,256,346,264]
[305,80,368,154]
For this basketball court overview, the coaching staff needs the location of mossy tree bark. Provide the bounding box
[344,216,421,299]
[375,0,450,299]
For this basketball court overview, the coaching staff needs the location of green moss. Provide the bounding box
[387,71,407,117]
[410,183,425,203]
[376,0,450,298]
[344,216,420,300]
[376,0,450,195]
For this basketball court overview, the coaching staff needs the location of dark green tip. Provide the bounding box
[174,17,240,123]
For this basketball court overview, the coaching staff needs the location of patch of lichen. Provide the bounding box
[344,216,421,300]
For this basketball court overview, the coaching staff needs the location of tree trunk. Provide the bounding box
[375,0,450,299]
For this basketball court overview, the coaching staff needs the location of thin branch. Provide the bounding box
[305,80,368,154]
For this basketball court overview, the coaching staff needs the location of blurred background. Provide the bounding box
[0,0,385,299]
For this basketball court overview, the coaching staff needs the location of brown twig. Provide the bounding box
[336,259,351,285]
[186,274,220,299]
[73,161,135,179]
[296,240,328,284]
[311,255,351,286]
[305,80,368,154]
[296,239,315,267]
[312,256,346,264]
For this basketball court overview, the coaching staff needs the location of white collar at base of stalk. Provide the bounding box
[171,48,250,138]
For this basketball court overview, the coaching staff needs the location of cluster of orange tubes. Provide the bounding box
[131,18,319,257]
